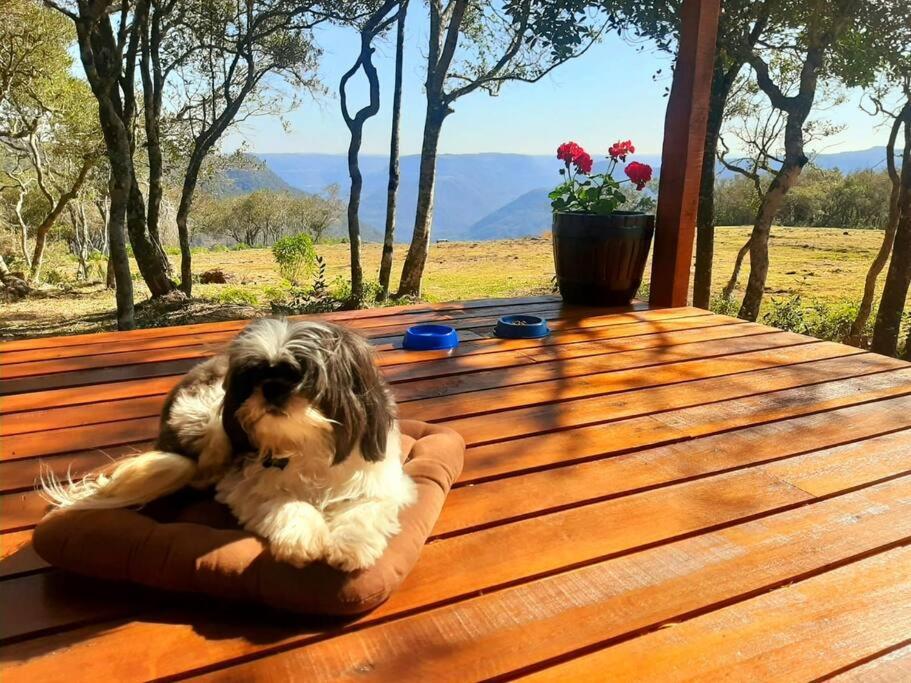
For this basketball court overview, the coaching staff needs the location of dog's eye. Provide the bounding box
[272,361,302,384]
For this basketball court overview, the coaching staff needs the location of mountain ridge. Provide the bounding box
[250,147,888,242]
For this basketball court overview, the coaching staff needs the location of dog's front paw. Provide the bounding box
[258,501,330,568]
[324,528,389,572]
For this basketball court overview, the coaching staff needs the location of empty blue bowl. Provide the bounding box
[403,324,459,350]
[495,314,550,339]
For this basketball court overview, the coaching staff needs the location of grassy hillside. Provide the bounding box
[2,227,907,340]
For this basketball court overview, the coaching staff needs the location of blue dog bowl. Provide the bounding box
[494,314,550,339]
[403,324,459,350]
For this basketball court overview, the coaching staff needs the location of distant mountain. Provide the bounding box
[812,146,888,172]
[463,188,553,241]
[205,161,299,196]
[249,147,888,241]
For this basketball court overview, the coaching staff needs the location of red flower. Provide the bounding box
[608,139,636,162]
[574,151,593,174]
[624,161,652,190]
[557,141,593,174]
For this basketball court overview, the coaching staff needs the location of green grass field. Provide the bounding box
[2,227,905,340]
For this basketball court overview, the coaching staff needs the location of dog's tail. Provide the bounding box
[39,451,197,511]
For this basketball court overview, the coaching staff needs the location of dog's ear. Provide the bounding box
[320,327,395,464]
[221,367,254,455]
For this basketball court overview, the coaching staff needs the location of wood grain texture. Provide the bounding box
[2,295,910,683]
[522,544,911,682]
[180,478,911,682]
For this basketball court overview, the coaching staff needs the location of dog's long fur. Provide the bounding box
[40,318,416,571]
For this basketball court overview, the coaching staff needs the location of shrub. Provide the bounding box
[272,233,316,284]
[214,286,259,306]
[270,256,342,314]
[762,294,867,345]
[710,293,740,317]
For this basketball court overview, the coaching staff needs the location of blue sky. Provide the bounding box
[225,15,884,157]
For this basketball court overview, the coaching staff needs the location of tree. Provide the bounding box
[853,0,911,354]
[737,0,860,321]
[871,109,911,355]
[167,0,324,295]
[396,0,606,297]
[378,0,408,299]
[339,0,402,304]
[0,0,101,283]
[605,0,776,309]
[715,68,843,301]
[849,91,909,345]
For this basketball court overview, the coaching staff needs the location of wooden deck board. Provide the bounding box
[1,295,909,681]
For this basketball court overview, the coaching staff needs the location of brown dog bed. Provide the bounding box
[33,420,464,615]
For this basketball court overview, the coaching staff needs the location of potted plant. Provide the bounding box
[549,140,655,305]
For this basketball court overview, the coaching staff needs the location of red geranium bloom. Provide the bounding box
[608,139,636,162]
[557,141,584,164]
[624,161,653,190]
[557,141,593,174]
[574,151,593,174]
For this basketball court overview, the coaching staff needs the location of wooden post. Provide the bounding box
[649,0,721,309]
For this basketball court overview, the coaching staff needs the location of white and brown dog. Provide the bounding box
[41,318,416,572]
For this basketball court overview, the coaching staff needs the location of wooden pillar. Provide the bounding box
[649,0,721,309]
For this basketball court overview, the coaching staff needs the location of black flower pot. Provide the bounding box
[552,211,655,306]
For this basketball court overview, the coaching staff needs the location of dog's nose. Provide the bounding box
[261,379,294,407]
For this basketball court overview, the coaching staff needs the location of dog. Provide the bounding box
[41,318,417,572]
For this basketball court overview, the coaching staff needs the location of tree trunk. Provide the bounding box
[28,159,92,282]
[127,176,174,296]
[721,234,753,300]
[378,0,407,299]
[107,169,136,330]
[396,110,445,298]
[848,105,908,346]
[346,122,366,304]
[175,154,204,296]
[871,122,911,356]
[693,66,736,309]
[0,254,30,298]
[737,161,803,320]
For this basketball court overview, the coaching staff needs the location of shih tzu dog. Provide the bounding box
[41,318,417,572]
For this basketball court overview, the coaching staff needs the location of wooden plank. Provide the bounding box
[522,544,911,682]
[0,302,677,367]
[392,324,781,400]
[4,355,908,482]
[0,572,150,644]
[0,301,572,380]
[435,427,911,537]
[0,530,47,578]
[0,330,809,440]
[386,321,766,389]
[0,314,723,416]
[461,367,911,483]
[830,643,911,682]
[649,0,721,307]
[0,315,734,431]
[402,340,853,422]
[12,473,908,683]
[0,295,566,353]
[0,329,792,461]
[6,402,911,566]
[188,480,911,683]
[0,466,813,672]
[448,355,907,448]
[0,307,707,395]
[11,411,911,659]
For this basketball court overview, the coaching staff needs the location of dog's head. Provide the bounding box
[221,318,395,465]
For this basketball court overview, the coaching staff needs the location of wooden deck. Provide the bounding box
[2,295,911,681]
